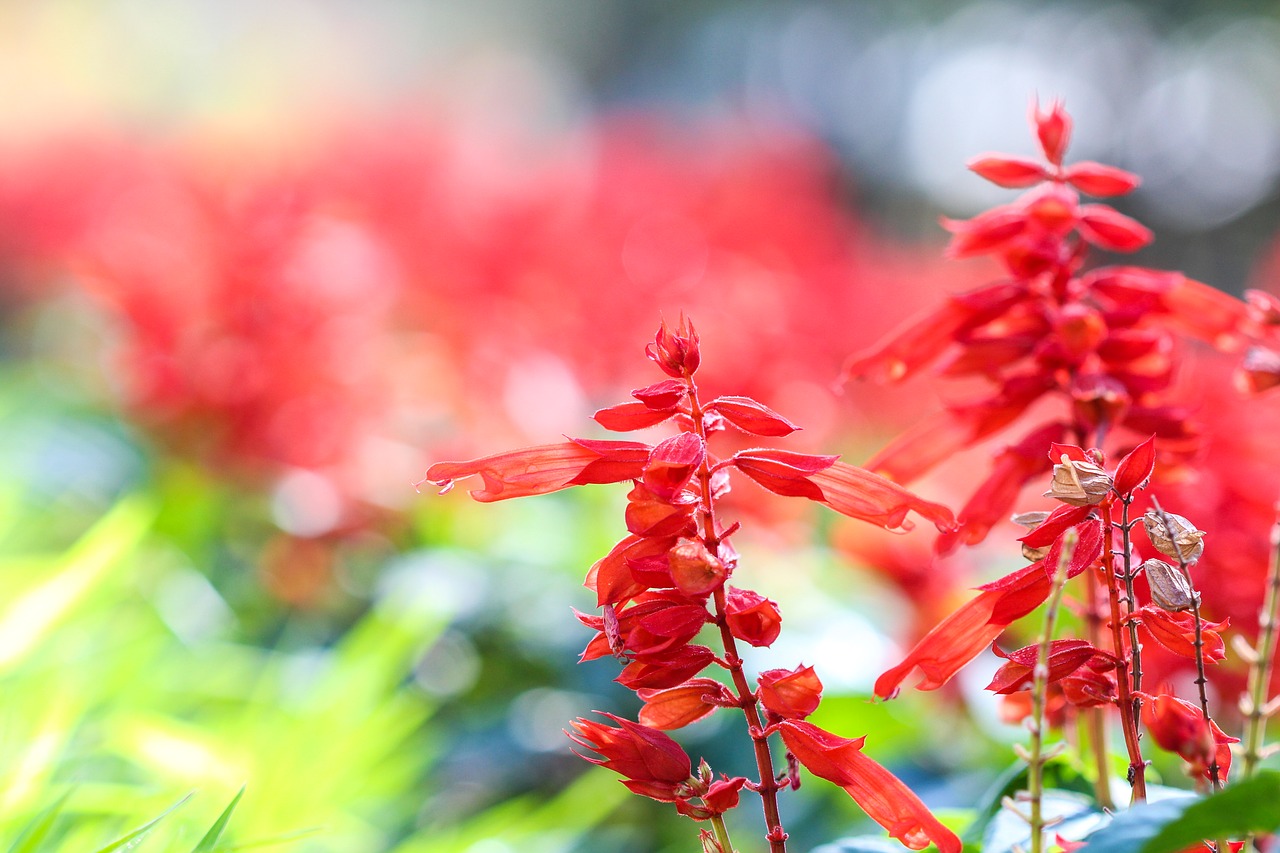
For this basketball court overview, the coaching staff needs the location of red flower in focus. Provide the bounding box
[568,713,692,801]
[724,587,782,647]
[984,639,1109,695]
[1134,606,1228,663]
[778,720,961,853]
[1140,691,1237,784]
[638,678,735,730]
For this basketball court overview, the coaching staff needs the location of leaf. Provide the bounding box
[91,793,193,853]
[191,787,245,852]
[8,790,73,853]
[1083,771,1280,853]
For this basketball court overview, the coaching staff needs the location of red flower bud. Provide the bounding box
[1031,98,1072,165]
[647,317,701,378]
[668,538,727,596]
[724,587,782,648]
[567,713,692,798]
[638,677,735,730]
[706,395,800,437]
[758,664,823,719]
[1141,691,1237,783]
[1077,205,1153,252]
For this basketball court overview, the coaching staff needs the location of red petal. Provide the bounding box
[758,664,823,720]
[1158,277,1249,351]
[731,449,838,500]
[1076,205,1152,252]
[427,440,647,502]
[967,154,1049,188]
[632,379,689,411]
[594,401,678,432]
[875,589,1007,698]
[779,721,961,853]
[1113,435,1156,497]
[942,206,1028,258]
[617,645,715,690]
[1018,503,1093,549]
[808,462,956,533]
[1064,161,1140,196]
[707,396,800,437]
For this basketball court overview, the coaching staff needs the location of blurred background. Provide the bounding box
[5,1,1280,851]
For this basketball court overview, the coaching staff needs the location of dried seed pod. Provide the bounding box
[1011,511,1052,561]
[1142,558,1198,612]
[1045,457,1113,506]
[1143,509,1206,565]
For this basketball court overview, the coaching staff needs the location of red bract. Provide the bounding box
[778,720,961,853]
[638,678,735,730]
[985,639,1106,695]
[1134,606,1228,662]
[724,587,782,648]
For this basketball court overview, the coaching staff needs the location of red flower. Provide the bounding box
[1141,691,1237,783]
[424,439,648,502]
[567,713,692,800]
[984,639,1105,695]
[778,720,961,853]
[875,561,1052,699]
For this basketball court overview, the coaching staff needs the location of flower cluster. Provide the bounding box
[843,99,1250,550]
[425,319,960,853]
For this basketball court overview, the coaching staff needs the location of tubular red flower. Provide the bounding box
[424,439,649,502]
[985,639,1102,694]
[875,561,1053,699]
[1135,606,1228,662]
[778,720,961,853]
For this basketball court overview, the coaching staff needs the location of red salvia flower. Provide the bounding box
[1134,606,1228,662]
[985,639,1107,695]
[424,439,649,502]
[638,678,736,730]
[758,665,823,720]
[778,720,961,853]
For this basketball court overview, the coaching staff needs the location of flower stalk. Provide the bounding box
[1241,511,1280,780]
[1099,498,1148,802]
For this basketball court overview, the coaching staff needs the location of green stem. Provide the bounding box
[1027,531,1076,853]
[1243,514,1280,780]
[710,814,736,853]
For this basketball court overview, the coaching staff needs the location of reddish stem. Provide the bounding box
[1099,498,1148,801]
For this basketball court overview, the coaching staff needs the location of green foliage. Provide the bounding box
[1082,772,1280,853]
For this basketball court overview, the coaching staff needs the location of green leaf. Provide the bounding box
[91,793,192,853]
[8,791,73,853]
[191,787,244,852]
[1087,771,1280,853]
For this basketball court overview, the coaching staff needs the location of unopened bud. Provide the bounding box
[1142,558,1198,612]
[1011,511,1052,561]
[1143,509,1205,564]
[668,538,727,596]
[1044,457,1113,506]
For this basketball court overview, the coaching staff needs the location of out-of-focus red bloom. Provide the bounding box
[568,713,693,800]
[1140,691,1237,783]
[874,560,1054,699]
[757,665,822,720]
[423,439,649,502]
[778,720,961,853]
[844,100,1249,548]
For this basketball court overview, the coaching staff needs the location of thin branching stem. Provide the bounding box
[1118,499,1144,717]
[1025,531,1076,853]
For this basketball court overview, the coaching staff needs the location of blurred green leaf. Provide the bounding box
[191,787,244,852]
[1082,771,1280,853]
[8,791,72,853]
[91,793,192,853]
